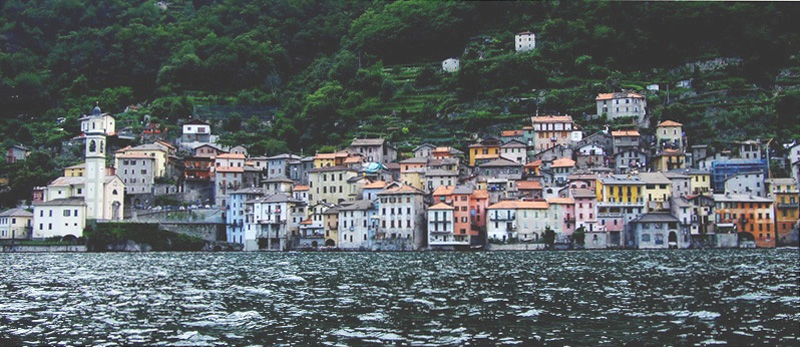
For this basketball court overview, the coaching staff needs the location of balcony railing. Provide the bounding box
[778,202,799,209]
[430,219,451,224]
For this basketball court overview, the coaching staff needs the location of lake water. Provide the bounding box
[0,250,798,346]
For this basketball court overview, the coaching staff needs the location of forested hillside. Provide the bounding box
[1,1,800,205]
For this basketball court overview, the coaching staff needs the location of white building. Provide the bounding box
[500,140,527,164]
[251,194,306,251]
[227,187,264,246]
[724,171,765,197]
[117,154,156,195]
[596,92,647,123]
[487,200,550,242]
[0,208,32,239]
[515,31,536,52]
[428,203,468,248]
[80,112,115,136]
[34,105,125,239]
[442,58,460,72]
[32,198,86,239]
[337,200,377,249]
[181,119,212,145]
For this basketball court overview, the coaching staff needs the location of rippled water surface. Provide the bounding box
[1,250,798,346]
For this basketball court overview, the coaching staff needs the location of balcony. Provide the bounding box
[597,200,644,207]
[492,214,516,221]
[429,229,453,235]
[430,219,452,224]
[778,202,799,209]
[564,216,576,223]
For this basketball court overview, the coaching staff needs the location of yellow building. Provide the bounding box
[656,120,684,150]
[401,170,425,191]
[322,206,340,247]
[0,208,33,239]
[313,152,349,168]
[468,139,501,166]
[671,169,712,195]
[115,143,170,177]
[64,163,86,177]
[639,172,672,211]
[596,175,645,204]
[766,178,799,246]
[307,166,359,205]
[653,149,685,172]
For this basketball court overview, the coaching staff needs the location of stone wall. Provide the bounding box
[1,244,87,253]
[487,243,546,251]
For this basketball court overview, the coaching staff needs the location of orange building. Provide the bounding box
[432,186,489,238]
[714,194,776,248]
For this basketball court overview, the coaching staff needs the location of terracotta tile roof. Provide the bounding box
[363,181,388,189]
[472,189,489,199]
[432,185,455,196]
[428,202,454,210]
[532,115,573,123]
[480,157,523,167]
[293,185,309,191]
[596,92,644,100]
[517,181,543,190]
[474,154,500,160]
[378,184,424,196]
[343,157,362,164]
[488,200,549,209]
[501,130,523,137]
[611,130,640,137]
[658,120,683,127]
[525,160,542,168]
[547,197,575,204]
[552,158,576,168]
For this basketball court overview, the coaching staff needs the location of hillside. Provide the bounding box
[1,0,800,206]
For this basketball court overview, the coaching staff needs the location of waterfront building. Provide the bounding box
[596,174,646,248]
[322,205,341,247]
[766,178,799,246]
[639,172,673,212]
[215,166,243,207]
[227,187,264,245]
[713,193,775,248]
[251,194,306,251]
[33,198,86,239]
[547,197,575,237]
[307,166,359,205]
[428,203,468,248]
[376,185,426,250]
[432,186,489,242]
[0,208,33,240]
[669,196,694,248]
[487,200,549,242]
[630,213,681,249]
[337,200,378,249]
[572,188,605,242]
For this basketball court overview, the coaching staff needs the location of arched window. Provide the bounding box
[112,190,118,195]
[99,141,104,153]
[89,140,96,152]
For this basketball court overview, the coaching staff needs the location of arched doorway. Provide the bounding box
[668,231,678,248]
[112,201,121,220]
[325,239,335,247]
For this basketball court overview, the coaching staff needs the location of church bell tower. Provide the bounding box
[84,103,106,220]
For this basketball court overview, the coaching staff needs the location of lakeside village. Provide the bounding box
[2,97,798,252]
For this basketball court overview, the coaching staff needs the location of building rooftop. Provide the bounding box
[658,120,683,127]
[634,213,680,223]
[378,184,424,196]
[400,157,428,164]
[263,177,295,184]
[517,181,543,190]
[293,185,310,191]
[712,194,773,203]
[501,130,524,137]
[552,158,576,168]
[425,169,458,177]
[638,172,671,185]
[34,198,86,207]
[350,138,386,146]
[432,185,455,196]
[479,157,523,168]
[308,166,357,173]
[338,200,374,211]
[596,92,644,101]
[488,200,549,209]
[611,129,640,137]
[547,197,574,204]
[428,202,454,210]
[363,181,388,189]
[0,208,33,217]
[501,140,527,148]
[600,174,644,185]
[231,187,265,195]
[532,115,573,123]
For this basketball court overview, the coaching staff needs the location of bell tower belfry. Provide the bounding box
[85,103,107,220]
